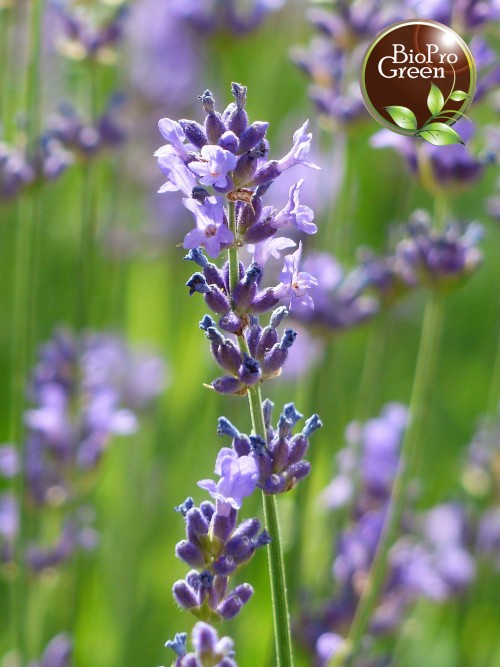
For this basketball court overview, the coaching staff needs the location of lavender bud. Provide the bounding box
[186,508,210,541]
[238,201,258,234]
[251,160,280,187]
[233,582,253,604]
[285,460,311,486]
[270,306,288,329]
[186,273,211,296]
[233,278,258,311]
[213,576,228,603]
[229,518,261,541]
[200,501,215,522]
[218,131,239,153]
[212,508,237,542]
[212,376,245,394]
[175,540,205,568]
[303,414,323,437]
[271,437,289,471]
[233,434,251,456]
[288,434,309,465]
[219,312,244,334]
[179,120,207,150]
[218,341,244,375]
[174,497,194,516]
[217,417,240,439]
[279,329,297,350]
[224,535,253,560]
[199,315,216,331]
[205,286,231,315]
[277,415,293,439]
[256,326,279,359]
[185,247,209,268]
[228,83,248,136]
[233,152,259,186]
[250,435,267,455]
[238,121,269,154]
[206,327,225,347]
[283,403,303,427]
[256,530,272,547]
[262,399,274,427]
[250,288,280,314]
[213,555,237,576]
[243,220,276,244]
[239,354,261,386]
[165,632,187,657]
[245,319,262,357]
[173,581,198,610]
[203,263,226,290]
[262,344,287,374]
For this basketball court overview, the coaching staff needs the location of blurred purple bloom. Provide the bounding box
[249,236,296,267]
[169,622,238,666]
[0,445,19,478]
[198,448,259,516]
[274,242,318,311]
[188,145,238,188]
[183,196,233,257]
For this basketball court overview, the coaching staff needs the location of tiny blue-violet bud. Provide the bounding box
[199,314,216,331]
[303,414,323,437]
[165,632,187,657]
[250,435,267,455]
[185,247,209,268]
[186,273,211,296]
[279,329,297,350]
[283,403,303,427]
[217,417,240,439]
[270,306,288,329]
[174,497,194,516]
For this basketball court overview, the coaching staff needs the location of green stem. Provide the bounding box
[227,201,293,666]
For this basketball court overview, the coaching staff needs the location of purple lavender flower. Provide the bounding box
[198,448,259,516]
[188,145,238,188]
[29,633,72,667]
[272,179,317,234]
[274,242,318,312]
[277,121,320,174]
[183,196,234,257]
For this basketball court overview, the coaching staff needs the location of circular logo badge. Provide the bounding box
[361,20,476,145]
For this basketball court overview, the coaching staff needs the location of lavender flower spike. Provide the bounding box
[273,242,318,311]
[198,448,259,516]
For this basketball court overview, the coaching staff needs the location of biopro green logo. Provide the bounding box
[361,20,476,146]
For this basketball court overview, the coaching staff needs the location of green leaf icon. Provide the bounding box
[415,122,464,146]
[383,105,418,130]
[427,82,445,115]
[449,90,470,101]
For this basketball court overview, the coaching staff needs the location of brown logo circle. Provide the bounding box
[361,20,476,145]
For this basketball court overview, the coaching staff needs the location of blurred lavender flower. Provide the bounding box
[371,120,491,193]
[170,0,284,36]
[0,327,166,571]
[395,210,483,293]
[290,251,378,334]
[166,622,237,667]
[301,404,476,662]
[28,633,72,667]
[52,0,128,64]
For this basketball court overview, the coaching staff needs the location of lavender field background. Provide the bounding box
[1,1,500,666]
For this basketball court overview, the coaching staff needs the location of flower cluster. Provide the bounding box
[0,98,125,201]
[0,328,166,571]
[53,0,128,64]
[167,400,320,660]
[156,83,320,393]
[169,0,285,36]
[301,404,476,665]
